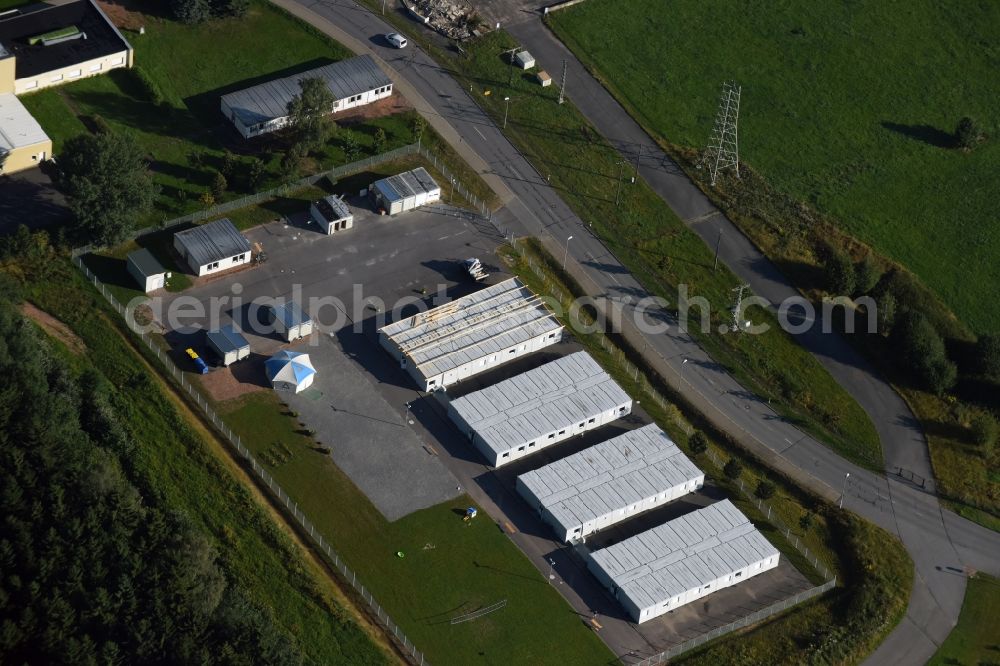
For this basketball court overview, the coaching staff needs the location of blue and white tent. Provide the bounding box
[265,350,316,393]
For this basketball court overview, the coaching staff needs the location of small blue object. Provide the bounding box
[466,507,477,519]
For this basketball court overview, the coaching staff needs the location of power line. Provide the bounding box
[699,81,741,186]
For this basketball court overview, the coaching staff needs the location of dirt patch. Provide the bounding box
[199,365,267,403]
[22,302,87,354]
[337,93,413,124]
[96,0,146,31]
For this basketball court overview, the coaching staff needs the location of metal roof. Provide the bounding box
[313,194,351,223]
[268,301,311,328]
[206,324,249,354]
[372,167,439,203]
[448,352,631,455]
[173,218,250,269]
[0,92,49,152]
[518,424,704,534]
[126,248,165,278]
[220,54,392,128]
[379,277,562,379]
[588,500,779,611]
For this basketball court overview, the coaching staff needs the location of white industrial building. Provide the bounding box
[310,194,353,235]
[220,55,392,139]
[378,277,563,391]
[206,325,250,366]
[516,424,705,542]
[369,167,440,215]
[125,248,166,293]
[172,218,251,277]
[587,500,780,623]
[447,352,632,467]
[266,301,313,342]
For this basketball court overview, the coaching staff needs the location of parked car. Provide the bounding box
[385,32,407,49]
[185,347,210,374]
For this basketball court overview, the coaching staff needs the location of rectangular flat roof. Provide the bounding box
[379,277,562,379]
[518,424,703,533]
[0,0,131,79]
[126,248,165,278]
[588,500,779,611]
[220,54,392,128]
[174,218,250,268]
[0,92,49,151]
[449,352,631,454]
[206,324,250,354]
[372,167,439,203]
[269,301,310,328]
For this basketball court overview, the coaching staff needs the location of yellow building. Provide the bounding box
[0,92,51,175]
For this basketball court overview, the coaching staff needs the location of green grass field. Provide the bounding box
[18,260,391,665]
[220,392,613,665]
[432,31,882,470]
[929,574,1000,665]
[548,0,1000,333]
[18,1,415,225]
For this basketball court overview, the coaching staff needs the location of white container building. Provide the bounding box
[447,352,632,467]
[266,301,313,342]
[586,500,780,623]
[220,55,393,139]
[378,277,563,391]
[126,248,166,293]
[369,167,440,215]
[206,324,250,366]
[309,194,353,234]
[172,218,251,277]
[516,424,705,542]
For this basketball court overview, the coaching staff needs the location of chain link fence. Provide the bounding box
[72,255,429,666]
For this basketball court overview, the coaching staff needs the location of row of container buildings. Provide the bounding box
[377,277,780,624]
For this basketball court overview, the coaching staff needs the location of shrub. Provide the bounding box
[130,66,165,106]
[854,255,882,296]
[220,151,238,179]
[211,172,228,199]
[975,334,1000,380]
[373,127,387,154]
[211,0,249,17]
[723,458,742,480]
[799,512,814,531]
[246,157,266,190]
[754,481,776,500]
[891,310,956,394]
[199,191,215,208]
[89,114,112,135]
[688,431,708,455]
[824,245,855,296]
[969,413,998,452]
[873,290,897,334]
[955,116,983,150]
[171,0,210,24]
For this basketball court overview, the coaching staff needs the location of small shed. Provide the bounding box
[265,350,316,393]
[206,324,250,366]
[126,248,166,293]
[310,195,354,234]
[513,50,535,70]
[369,167,441,215]
[536,70,552,87]
[266,301,313,342]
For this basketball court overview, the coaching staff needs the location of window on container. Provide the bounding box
[501,452,509,458]
[51,74,63,82]
[578,422,585,428]
[734,572,742,578]
[208,261,219,270]
[619,406,627,413]
[89,63,102,72]
[68,69,81,78]
[427,379,436,386]
[547,433,555,439]
[508,349,515,354]
[517,446,525,452]
[588,418,595,424]
[558,430,565,435]
[528,441,535,448]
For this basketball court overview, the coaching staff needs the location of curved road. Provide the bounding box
[273,1,1000,662]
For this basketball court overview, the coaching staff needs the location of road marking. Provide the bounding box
[473,126,486,140]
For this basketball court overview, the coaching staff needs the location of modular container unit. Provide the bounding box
[446,352,632,467]
[310,194,353,234]
[369,167,440,215]
[378,277,563,391]
[172,218,251,277]
[517,424,705,542]
[586,500,780,623]
[266,301,313,342]
[126,248,166,293]
[206,324,251,366]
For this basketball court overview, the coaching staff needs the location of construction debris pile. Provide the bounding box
[408,0,481,40]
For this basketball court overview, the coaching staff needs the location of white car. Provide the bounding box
[385,32,407,49]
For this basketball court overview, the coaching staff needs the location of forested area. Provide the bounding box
[0,297,304,664]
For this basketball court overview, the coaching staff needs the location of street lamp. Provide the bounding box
[548,558,556,581]
[503,96,511,129]
[839,472,850,509]
[562,235,573,269]
[404,403,414,425]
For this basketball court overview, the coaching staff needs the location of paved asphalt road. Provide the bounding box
[275,1,1000,662]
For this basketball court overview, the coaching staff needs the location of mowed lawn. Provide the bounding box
[221,392,613,666]
[549,0,1000,332]
[929,574,1000,665]
[18,1,414,224]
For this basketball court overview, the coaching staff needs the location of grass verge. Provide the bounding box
[929,574,1000,666]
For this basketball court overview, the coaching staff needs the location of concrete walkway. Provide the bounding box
[269,1,1000,663]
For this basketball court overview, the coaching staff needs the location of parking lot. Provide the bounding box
[150,197,815,658]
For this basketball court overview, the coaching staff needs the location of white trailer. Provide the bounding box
[267,302,313,342]
[206,325,251,366]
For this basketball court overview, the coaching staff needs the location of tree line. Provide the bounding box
[0,296,304,664]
